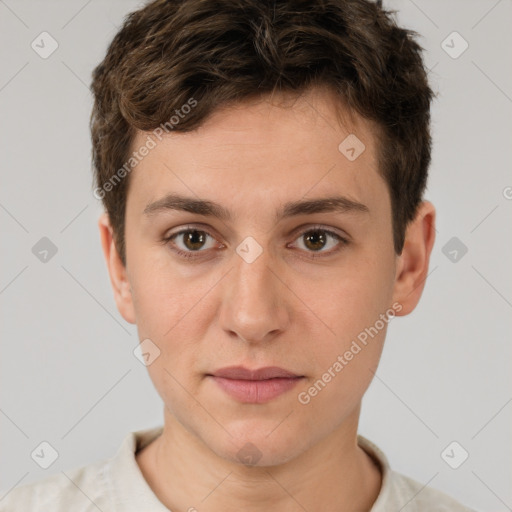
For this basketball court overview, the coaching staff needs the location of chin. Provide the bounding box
[208,421,310,468]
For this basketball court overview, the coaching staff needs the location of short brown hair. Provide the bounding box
[90,0,435,266]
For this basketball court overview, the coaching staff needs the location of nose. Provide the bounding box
[219,246,290,344]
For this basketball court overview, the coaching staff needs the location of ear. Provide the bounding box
[98,212,136,324]
[391,200,436,316]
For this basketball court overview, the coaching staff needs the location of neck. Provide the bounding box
[136,406,382,512]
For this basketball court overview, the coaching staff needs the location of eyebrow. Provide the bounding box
[143,193,370,222]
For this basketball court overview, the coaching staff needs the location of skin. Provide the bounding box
[98,86,436,512]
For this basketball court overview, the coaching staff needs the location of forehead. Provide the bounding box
[126,88,388,223]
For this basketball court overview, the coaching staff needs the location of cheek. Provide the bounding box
[311,256,394,339]
[297,248,394,384]
[296,328,386,432]
[131,262,211,412]
[296,261,394,413]
[129,255,220,387]
[129,251,210,337]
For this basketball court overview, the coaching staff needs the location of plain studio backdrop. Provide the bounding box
[0,1,510,510]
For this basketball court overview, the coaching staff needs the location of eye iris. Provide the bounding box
[184,230,206,250]
[304,230,327,251]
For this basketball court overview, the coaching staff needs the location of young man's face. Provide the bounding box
[100,87,434,466]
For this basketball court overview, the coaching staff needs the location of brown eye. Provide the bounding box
[303,230,329,251]
[181,230,208,251]
[166,228,218,257]
[290,227,348,257]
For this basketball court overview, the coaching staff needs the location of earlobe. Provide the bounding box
[98,213,137,324]
[392,201,436,316]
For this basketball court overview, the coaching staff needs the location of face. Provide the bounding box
[101,87,432,466]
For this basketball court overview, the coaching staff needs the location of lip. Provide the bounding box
[207,366,304,404]
[211,366,301,380]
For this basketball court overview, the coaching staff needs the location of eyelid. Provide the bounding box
[165,222,350,242]
[287,223,351,243]
[164,224,225,251]
[164,223,223,244]
[164,223,350,258]
[286,225,349,258]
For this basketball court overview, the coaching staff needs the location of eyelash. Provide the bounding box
[162,224,350,261]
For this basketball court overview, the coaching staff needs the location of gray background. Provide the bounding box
[1,1,511,510]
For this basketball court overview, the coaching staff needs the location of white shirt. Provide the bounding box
[0,426,477,511]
